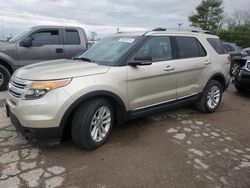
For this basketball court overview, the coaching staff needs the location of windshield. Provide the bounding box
[8,30,30,43]
[76,36,142,66]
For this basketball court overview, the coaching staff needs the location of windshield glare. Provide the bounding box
[8,30,30,43]
[77,36,141,66]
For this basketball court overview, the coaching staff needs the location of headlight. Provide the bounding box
[21,78,71,100]
[244,61,250,72]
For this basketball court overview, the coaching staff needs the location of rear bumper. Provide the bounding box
[6,104,61,145]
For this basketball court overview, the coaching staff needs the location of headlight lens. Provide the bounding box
[22,78,71,100]
[244,61,250,72]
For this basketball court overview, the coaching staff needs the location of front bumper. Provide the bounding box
[235,69,250,89]
[5,84,74,144]
[6,103,61,144]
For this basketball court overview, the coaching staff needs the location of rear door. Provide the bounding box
[17,28,65,66]
[63,28,87,59]
[174,36,208,99]
[127,36,177,110]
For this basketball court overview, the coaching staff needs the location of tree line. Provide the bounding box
[189,0,250,48]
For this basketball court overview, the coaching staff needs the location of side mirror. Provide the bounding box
[21,37,32,47]
[128,56,152,66]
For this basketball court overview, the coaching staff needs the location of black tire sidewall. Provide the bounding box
[0,65,10,91]
[72,98,114,150]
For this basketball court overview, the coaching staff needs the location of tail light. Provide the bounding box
[227,55,232,64]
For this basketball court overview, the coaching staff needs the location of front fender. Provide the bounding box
[0,51,18,69]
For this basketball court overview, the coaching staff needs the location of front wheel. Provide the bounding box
[71,98,114,150]
[0,65,11,91]
[196,80,223,113]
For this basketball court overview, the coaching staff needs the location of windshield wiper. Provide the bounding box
[73,57,94,62]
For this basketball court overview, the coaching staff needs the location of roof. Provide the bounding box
[31,25,83,30]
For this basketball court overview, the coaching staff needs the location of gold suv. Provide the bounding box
[6,29,231,150]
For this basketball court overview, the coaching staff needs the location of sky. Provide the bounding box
[0,0,249,38]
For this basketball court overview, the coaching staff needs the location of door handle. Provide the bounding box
[164,65,175,71]
[56,48,64,53]
[204,61,212,65]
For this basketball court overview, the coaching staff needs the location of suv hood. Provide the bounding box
[14,59,110,80]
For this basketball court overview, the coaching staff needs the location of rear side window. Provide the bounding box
[65,29,80,45]
[176,36,206,58]
[207,38,226,54]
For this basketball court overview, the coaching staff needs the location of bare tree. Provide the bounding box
[232,9,250,25]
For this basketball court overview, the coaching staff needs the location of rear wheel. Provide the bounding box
[71,98,114,150]
[0,65,11,91]
[196,80,223,113]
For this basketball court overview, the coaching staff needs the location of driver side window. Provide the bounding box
[135,36,173,62]
[30,30,60,47]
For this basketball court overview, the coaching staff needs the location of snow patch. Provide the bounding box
[173,133,186,140]
[225,137,232,141]
[166,128,178,133]
[0,176,20,188]
[194,158,209,170]
[45,176,64,188]
[195,121,204,125]
[239,162,250,168]
[211,132,220,137]
[188,149,204,156]
[20,168,44,187]
[0,150,19,164]
[183,128,192,132]
[47,166,65,175]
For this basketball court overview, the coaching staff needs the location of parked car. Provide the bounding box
[6,29,231,150]
[223,43,248,75]
[244,48,250,55]
[233,56,250,91]
[0,25,88,91]
[223,43,248,60]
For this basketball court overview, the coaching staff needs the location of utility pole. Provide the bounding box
[178,22,183,30]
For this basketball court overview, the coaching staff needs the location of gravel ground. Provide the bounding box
[0,84,250,188]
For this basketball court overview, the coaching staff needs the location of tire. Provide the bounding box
[0,65,11,91]
[196,80,223,113]
[71,98,114,150]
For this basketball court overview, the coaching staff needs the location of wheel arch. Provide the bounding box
[0,58,13,74]
[59,90,128,139]
[208,73,227,91]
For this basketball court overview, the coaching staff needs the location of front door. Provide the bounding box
[17,29,65,66]
[127,36,177,110]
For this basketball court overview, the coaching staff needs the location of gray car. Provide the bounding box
[0,25,88,91]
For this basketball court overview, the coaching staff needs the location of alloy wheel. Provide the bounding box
[90,106,111,142]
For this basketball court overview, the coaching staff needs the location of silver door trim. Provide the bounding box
[133,92,199,111]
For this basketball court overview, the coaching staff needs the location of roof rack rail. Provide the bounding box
[152,27,167,31]
[151,27,213,34]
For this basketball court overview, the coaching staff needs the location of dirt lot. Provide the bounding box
[0,84,250,188]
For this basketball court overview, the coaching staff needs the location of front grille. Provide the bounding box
[9,90,21,98]
[8,77,29,99]
[10,80,26,89]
